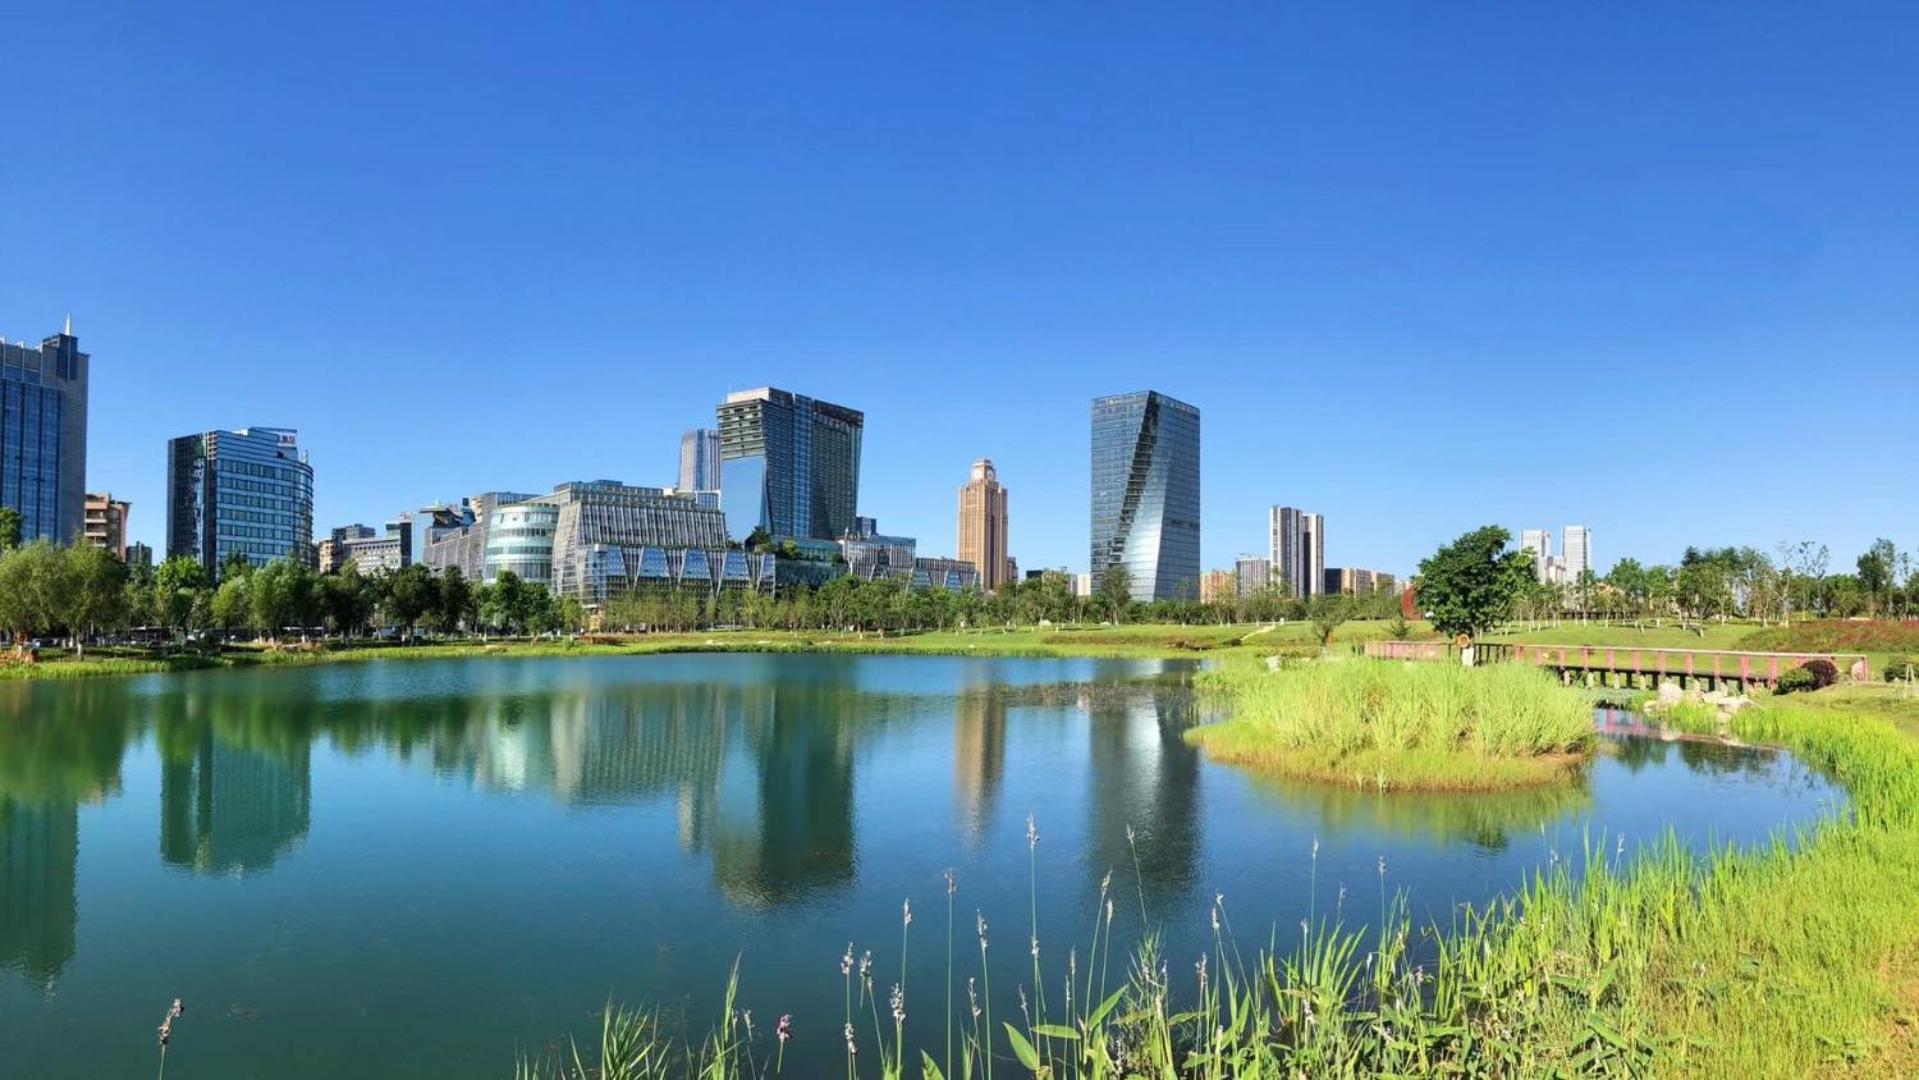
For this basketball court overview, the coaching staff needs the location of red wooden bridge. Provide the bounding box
[1363,639,1870,691]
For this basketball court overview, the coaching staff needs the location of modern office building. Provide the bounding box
[957,458,1009,593]
[483,501,560,588]
[421,491,537,580]
[0,321,89,544]
[126,541,153,569]
[83,492,130,559]
[1520,528,1553,582]
[542,480,768,606]
[1090,391,1201,602]
[678,428,723,497]
[166,427,314,572]
[716,387,864,542]
[910,556,981,593]
[342,516,412,575]
[1269,507,1325,599]
[1234,554,1271,598]
[840,528,918,581]
[317,524,372,575]
[1200,569,1236,604]
[1563,525,1592,580]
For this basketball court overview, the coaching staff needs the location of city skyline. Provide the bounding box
[6,6,1916,576]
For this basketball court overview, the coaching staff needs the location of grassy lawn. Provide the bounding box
[0,619,1446,681]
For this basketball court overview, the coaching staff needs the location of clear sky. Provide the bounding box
[4,2,1914,578]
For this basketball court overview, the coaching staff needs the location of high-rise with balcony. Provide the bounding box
[1520,528,1552,582]
[166,427,314,572]
[0,321,89,544]
[1090,391,1200,602]
[1269,507,1325,599]
[716,387,863,542]
[957,458,1009,593]
[83,493,130,559]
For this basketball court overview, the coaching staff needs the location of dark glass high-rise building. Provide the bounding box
[0,323,89,543]
[716,387,863,542]
[166,427,315,571]
[1090,391,1200,602]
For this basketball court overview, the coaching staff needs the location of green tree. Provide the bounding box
[385,563,439,639]
[220,549,255,582]
[1097,566,1134,624]
[437,566,473,635]
[0,540,73,646]
[1308,594,1351,652]
[1858,538,1900,616]
[65,542,129,656]
[0,507,22,551]
[153,556,211,638]
[1415,526,1533,643]
[325,566,374,636]
[210,575,251,635]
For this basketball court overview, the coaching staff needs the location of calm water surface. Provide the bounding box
[0,654,1839,1077]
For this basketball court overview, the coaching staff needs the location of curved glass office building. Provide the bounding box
[1090,391,1201,602]
[483,503,558,587]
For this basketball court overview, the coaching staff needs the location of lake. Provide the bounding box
[0,653,1839,1076]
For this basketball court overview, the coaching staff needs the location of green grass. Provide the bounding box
[1185,657,1597,791]
[1484,620,1759,651]
[0,621,1439,682]
[520,687,1919,1077]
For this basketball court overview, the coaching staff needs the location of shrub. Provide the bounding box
[1885,656,1919,683]
[1802,658,1839,688]
[1775,667,1815,694]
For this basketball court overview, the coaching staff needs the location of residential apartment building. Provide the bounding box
[1233,554,1271,598]
[1563,525,1592,581]
[1200,569,1236,604]
[1269,507,1325,599]
[957,458,1009,593]
[0,322,89,543]
[83,492,130,559]
[166,427,314,572]
[1090,391,1201,602]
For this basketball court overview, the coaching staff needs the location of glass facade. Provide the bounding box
[717,387,863,542]
[678,428,722,495]
[483,503,559,587]
[542,480,766,607]
[1090,391,1201,602]
[0,328,89,543]
[166,427,314,571]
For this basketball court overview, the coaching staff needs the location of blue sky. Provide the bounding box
[4,2,1914,577]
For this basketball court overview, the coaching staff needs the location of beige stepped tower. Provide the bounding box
[957,459,1009,593]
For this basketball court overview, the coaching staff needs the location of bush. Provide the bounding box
[1803,658,1839,688]
[1885,656,1919,683]
[1777,660,1838,694]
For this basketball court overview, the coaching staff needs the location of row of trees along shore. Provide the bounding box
[1511,537,1919,627]
[1,496,1911,646]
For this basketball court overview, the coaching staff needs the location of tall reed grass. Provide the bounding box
[1187,658,1596,790]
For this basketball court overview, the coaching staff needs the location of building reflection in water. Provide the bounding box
[159,730,312,875]
[422,678,866,908]
[0,681,137,986]
[0,801,78,987]
[1085,687,1201,902]
[952,691,1007,848]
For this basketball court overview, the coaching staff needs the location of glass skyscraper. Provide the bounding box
[0,324,89,544]
[716,387,863,542]
[678,428,722,494]
[1090,391,1201,602]
[166,427,315,571]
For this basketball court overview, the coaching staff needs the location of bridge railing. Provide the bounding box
[1501,643,1870,685]
[1362,640,1870,684]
